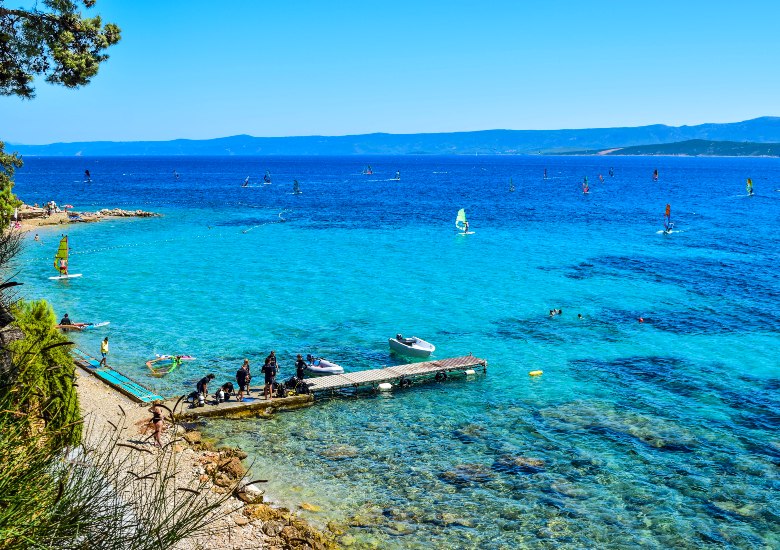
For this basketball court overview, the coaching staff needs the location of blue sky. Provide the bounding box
[2,0,779,143]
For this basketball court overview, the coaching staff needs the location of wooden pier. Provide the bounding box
[306,355,487,394]
[171,355,487,419]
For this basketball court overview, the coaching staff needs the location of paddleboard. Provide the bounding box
[458,231,476,236]
[85,321,110,329]
[48,274,82,280]
[56,324,85,331]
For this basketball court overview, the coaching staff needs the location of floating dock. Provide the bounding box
[306,355,487,394]
[73,348,165,403]
[170,355,487,420]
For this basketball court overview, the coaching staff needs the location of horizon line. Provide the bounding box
[8,116,779,147]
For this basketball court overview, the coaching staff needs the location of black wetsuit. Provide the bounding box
[262,363,277,384]
[236,368,248,390]
[295,359,306,380]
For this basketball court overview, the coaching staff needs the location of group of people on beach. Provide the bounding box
[195,350,310,406]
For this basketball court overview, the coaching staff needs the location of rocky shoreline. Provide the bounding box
[17,204,160,229]
[75,370,338,550]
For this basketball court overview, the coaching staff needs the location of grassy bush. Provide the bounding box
[0,299,238,549]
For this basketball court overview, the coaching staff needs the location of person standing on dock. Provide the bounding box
[243,358,252,394]
[236,360,249,401]
[295,354,307,380]
[262,356,277,401]
[99,337,109,367]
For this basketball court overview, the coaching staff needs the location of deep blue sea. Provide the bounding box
[13,155,780,548]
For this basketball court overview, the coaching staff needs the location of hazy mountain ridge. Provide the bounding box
[9,117,780,156]
[583,139,780,157]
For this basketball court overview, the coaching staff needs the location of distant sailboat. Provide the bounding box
[509,177,515,192]
[362,165,373,175]
[293,180,302,194]
[263,170,272,184]
[49,235,82,280]
[394,171,401,181]
[582,176,589,194]
[544,168,548,180]
[609,167,614,177]
[456,208,473,235]
[746,178,754,196]
[653,169,659,181]
[242,176,250,187]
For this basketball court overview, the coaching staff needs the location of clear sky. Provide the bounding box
[2,0,779,143]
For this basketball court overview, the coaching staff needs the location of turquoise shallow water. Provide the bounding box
[13,156,780,548]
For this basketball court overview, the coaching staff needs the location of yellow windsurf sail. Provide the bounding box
[456,208,467,231]
[54,236,69,274]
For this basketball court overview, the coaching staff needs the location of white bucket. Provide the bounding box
[378,382,393,391]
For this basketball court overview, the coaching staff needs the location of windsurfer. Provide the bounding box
[84,169,91,182]
[464,220,469,233]
[59,257,68,276]
[664,204,672,233]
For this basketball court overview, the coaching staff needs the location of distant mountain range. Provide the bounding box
[8,117,780,156]
[579,139,780,157]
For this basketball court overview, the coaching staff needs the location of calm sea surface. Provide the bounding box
[13,155,780,548]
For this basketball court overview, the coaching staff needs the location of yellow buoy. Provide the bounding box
[529,370,543,376]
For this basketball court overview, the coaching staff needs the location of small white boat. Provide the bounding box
[305,355,344,376]
[389,334,435,358]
